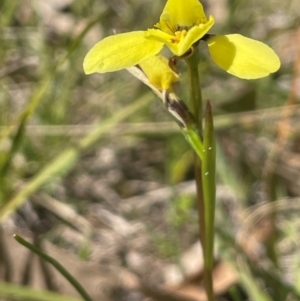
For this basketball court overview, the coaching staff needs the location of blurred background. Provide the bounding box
[0,0,299,300]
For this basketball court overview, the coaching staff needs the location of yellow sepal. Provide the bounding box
[139,55,179,90]
[158,0,208,30]
[207,34,281,79]
[83,31,163,74]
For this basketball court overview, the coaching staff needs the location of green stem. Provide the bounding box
[186,49,203,128]
[186,48,204,246]
[14,235,94,301]
[186,49,215,301]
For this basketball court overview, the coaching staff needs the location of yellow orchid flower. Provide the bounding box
[83,0,280,80]
[139,55,179,91]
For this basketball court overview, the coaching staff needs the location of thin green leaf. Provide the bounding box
[202,100,216,272]
[14,235,93,301]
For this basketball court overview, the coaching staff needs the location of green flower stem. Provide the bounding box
[186,49,203,128]
[186,48,205,246]
[186,49,215,301]
[14,235,94,301]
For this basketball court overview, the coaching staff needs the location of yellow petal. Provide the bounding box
[158,0,208,33]
[207,34,281,79]
[139,55,179,90]
[146,16,214,57]
[83,31,163,74]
